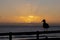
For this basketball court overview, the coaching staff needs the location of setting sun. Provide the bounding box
[25,16,35,23]
[28,16,34,18]
[19,16,42,23]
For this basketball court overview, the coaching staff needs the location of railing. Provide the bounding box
[0,30,60,40]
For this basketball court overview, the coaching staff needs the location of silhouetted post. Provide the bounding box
[45,36,48,40]
[9,32,12,40]
[36,31,39,40]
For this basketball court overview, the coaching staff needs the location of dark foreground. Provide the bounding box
[0,30,60,40]
[28,38,60,40]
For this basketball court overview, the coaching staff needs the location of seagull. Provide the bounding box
[42,19,49,31]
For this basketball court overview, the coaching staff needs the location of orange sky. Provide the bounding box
[0,16,60,24]
[0,16,42,23]
[0,0,60,24]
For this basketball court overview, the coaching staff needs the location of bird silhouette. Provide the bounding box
[42,19,49,31]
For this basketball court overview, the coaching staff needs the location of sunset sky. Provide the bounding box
[0,0,60,24]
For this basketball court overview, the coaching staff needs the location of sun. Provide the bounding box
[28,16,34,18]
[19,16,42,23]
[25,16,34,23]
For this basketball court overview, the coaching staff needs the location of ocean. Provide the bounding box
[0,23,60,40]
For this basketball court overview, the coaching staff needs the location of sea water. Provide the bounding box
[0,24,60,40]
